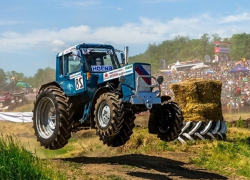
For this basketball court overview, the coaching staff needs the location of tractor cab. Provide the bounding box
[55,44,124,97]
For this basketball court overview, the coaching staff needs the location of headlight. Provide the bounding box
[157,76,164,84]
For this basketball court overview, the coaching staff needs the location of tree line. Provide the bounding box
[0,67,55,90]
[0,32,250,89]
[129,33,250,73]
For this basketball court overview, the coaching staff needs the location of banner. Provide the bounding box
[0,112,33,123]
[214,47,230,54]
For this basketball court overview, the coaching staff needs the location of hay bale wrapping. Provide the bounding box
[170,78,223,122]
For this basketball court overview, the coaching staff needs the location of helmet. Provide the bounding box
[96,57,101,65]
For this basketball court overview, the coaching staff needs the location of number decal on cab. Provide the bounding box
[75,76,84,90]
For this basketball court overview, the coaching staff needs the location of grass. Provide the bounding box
[223,113,250,122]
[190,128,250,177]
[2,123,250,179]
[68,127,250,179]
[11,103,34,112]
[106,175,126,180]
[5,104,250,179]
[0,134,68,180]
[236,116,245,128]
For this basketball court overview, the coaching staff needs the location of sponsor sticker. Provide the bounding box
[125,64,133,70]
[58,45,78,56]
[91,65,113,72]
[81,48,113,54]
[70,72,81,79]
[103,64,133,81]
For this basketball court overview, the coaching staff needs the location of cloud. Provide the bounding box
[51,39,65,46]
[221,12,250,23]
[51,39,66,52]
[0,13,250,54]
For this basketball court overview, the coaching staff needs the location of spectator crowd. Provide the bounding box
[159,60,250,113]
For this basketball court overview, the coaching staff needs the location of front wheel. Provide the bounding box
[148,101,183,142]
[32,85,73,150]
[94,92,124,137]
[100,112,136,147]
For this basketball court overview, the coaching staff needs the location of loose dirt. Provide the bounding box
[0,118,248,180]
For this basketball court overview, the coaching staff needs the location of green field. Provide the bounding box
[2,103,250,179]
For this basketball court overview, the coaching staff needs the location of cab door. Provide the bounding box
[64,52,86,95]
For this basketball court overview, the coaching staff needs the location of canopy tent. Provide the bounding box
[15,81,32,88]
[191,63,209,70]
[159,69,171,74]
[229,65,250,73]
[183,67,192,71]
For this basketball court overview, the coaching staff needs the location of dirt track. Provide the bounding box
[58,152,230,180]
[0,120,247,180]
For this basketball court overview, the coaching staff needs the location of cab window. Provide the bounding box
[85,53,119,72]
[67,53,81,74]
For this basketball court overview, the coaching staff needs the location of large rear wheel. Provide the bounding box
[32,85,73,150]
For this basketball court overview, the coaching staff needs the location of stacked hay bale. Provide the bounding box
[170,78,227,143]
[171,78,223,122]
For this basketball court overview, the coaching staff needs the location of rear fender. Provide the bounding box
[161,95,171,102]
[38,81,60,92]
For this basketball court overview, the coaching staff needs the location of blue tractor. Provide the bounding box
[32,43,183,149]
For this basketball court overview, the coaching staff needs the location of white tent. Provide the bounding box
[191,63,209,70]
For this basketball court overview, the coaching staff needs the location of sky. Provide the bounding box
[1,0,250,77]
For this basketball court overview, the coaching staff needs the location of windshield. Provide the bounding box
[81,48,120,72]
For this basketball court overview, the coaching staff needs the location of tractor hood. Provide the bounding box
[99,62,151,88]
[97,63,156,103]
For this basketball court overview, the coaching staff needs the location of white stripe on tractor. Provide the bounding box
[135,65,151,92]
